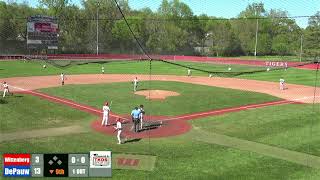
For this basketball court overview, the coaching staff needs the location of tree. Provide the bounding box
[39,0,69,17]
[268,9,301,56]
[304,11,320,59]
[206,20,242,56]
[231,3,266,55]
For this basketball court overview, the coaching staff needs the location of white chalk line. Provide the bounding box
[9,85,318,125]
[160,100,295,122]
[9,85,127,120]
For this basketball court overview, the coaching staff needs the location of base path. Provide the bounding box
[2,74,319,103]
[1,74,317,138]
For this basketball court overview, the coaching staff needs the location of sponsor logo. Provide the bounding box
[90,151,111,168]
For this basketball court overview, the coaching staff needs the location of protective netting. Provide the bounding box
[1,1,320,178]
[0,0,319,75]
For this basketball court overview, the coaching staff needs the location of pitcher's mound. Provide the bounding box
[135,90,180,100]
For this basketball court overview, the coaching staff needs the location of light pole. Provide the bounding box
[254,4,262,59]
[299,34,303,62]
[96,1,100,55]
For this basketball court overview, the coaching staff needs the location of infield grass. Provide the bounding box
[39,81,280,116]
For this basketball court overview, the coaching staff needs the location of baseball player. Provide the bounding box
[133,77,139,92]
[279,78,285,90]
[187,69,191,77]
[2,81,10,98]
[114,118,123,144]
[60,73,65,85]
[101,102,111,126]
[228,67,232,71]
[101,66,105,74]
[139,104,145,130]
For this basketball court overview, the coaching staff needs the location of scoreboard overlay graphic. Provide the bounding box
[3,152,112,178]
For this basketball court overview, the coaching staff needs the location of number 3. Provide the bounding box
[35,156,39,163]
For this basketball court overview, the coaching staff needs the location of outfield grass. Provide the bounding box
[1,60,318,87]
[238,68,319,87]
[0,60,264,77]
[0,94,95,133]
[39,81,279,116]
[191,103,320,156]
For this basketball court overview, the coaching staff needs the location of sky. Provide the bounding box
[4,0,320,28]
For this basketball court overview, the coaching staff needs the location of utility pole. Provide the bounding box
[96,1,100,55]
[299,34,303,62]
[254,4,262,59]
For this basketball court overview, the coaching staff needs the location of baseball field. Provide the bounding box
[1,59,320,179]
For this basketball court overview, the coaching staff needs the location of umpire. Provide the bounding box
[131,107,140,132]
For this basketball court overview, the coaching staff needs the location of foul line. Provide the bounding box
[9,85,314,124]
[160,100,295,122]
[10,85,128,120]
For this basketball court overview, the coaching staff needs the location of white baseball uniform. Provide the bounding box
[101,105,110,126]
[101,67,105,74]
[280,78,285,90]
[139,107,145,129]
[187,69,191,76]
[116,121,122,144]
[3,83,9,98]
[133,78,138,92]
[60,73,65,85]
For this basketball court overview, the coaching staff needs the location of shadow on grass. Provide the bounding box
[124,138,141,144]
[0,99,8,104]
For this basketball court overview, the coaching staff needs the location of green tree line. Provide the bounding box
[0,0,319,58]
